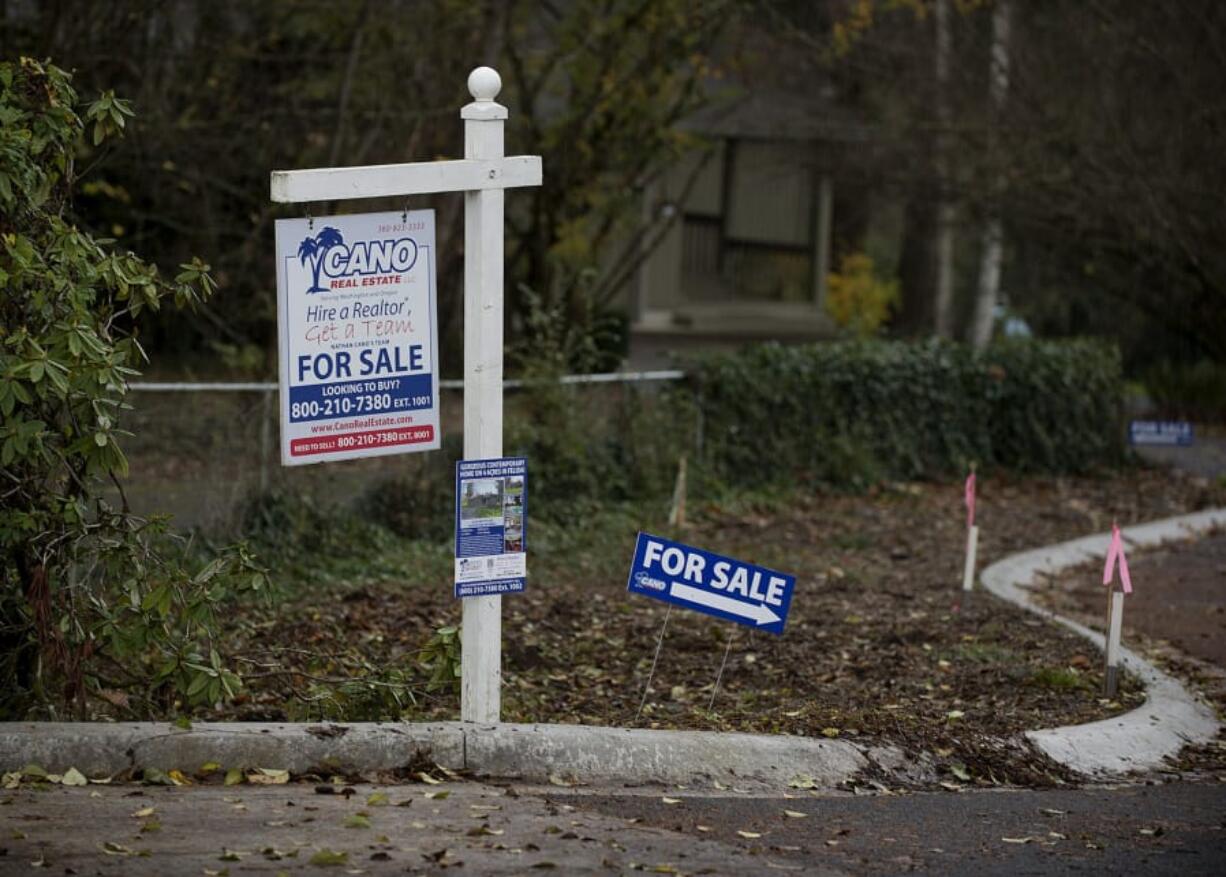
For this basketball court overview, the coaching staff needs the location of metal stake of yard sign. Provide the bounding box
[270,67,542,723]
[635,606,673,724]
[707,625,736,712]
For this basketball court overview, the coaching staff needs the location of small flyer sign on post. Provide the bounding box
[275,210,441,466]
[455,457,527,598]
[627,533,794,634]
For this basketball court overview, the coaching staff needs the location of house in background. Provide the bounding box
[625,86,873,369]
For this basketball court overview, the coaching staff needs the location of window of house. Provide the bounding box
[680,139,817,304]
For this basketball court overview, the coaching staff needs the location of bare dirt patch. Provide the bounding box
[210,468,1224,787]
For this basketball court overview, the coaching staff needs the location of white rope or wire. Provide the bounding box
[127,369,686,393]
[707,625,736,712]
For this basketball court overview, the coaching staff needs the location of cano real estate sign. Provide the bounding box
[275,210,441,465]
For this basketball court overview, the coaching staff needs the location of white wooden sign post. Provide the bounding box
[270,67,542,723]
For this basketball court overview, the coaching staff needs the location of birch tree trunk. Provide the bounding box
[969,0,1012,349]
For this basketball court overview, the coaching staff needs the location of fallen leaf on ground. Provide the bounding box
[247,768,289,785]
[141,768,174,786]
[783,810,808,819]
[60,767,88,786]
[737,830,762,839]
[309,849,349,866]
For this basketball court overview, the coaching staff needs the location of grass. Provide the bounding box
[954,642,1018,664]
[1029,666,1091,691]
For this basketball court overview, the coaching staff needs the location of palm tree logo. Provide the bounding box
[297,226,345,293]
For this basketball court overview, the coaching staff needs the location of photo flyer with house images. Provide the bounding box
[274,209,441,466]
[454,457,528,598]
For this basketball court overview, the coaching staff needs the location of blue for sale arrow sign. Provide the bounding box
[627,533,795,635]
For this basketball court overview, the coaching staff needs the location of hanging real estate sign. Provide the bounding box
[275,210,441,465]
[455,457,527,598]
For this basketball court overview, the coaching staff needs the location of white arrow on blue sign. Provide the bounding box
[627,533,795,635]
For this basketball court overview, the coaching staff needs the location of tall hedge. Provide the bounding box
[690,339,1124,487]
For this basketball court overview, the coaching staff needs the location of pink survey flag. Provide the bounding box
[1102,523,1133,594]
[964,472,976,529]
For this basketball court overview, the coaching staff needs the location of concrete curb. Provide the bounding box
[0,720,867,790]
[980,508,1226,778]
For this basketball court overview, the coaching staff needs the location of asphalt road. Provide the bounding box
[561,781,1226,875]
[3,779,1224,875]
[1134,436,1226,479]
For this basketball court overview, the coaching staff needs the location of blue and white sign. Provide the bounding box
[275,210,440,465]
[627,533,794,635]
[455,457,527,599]
[1129,420,1194,446]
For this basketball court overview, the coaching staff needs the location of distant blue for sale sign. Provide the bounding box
[627,533,795,635]
[1129,420,1194,446]
[454,457,527,598]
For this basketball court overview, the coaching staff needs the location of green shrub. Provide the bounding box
[0,59,268,719]
[363,434,462,542]
[1144,359,1226,423]
[505,377,693,515]
[688,338,1124,487]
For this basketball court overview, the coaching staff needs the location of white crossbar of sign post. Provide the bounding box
[270,67,542,723]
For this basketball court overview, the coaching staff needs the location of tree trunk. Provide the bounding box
[969,0,1012,349]
[897,194,938,334]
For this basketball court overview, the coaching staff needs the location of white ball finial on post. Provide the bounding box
[467,67,502,102]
